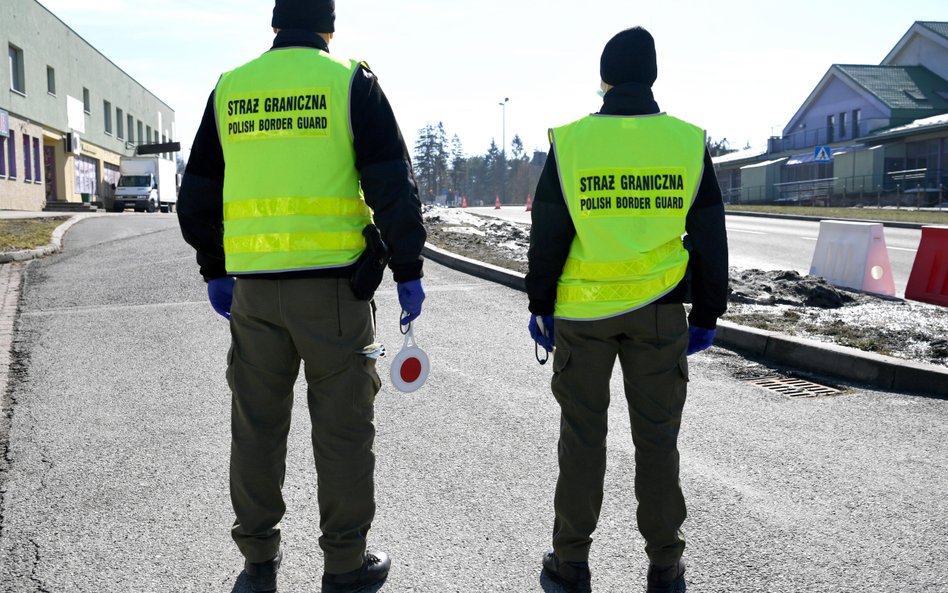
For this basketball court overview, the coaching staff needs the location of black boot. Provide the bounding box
[646,558,686,593]
[321,551,391,593]
[542,549,591,593]
[245,549,282,593]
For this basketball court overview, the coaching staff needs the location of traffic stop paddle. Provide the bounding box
[390,316,430,393]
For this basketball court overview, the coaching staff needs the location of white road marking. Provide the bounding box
[889,247,918,252]
[726,229,768,235]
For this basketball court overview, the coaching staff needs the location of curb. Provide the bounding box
[422,243,948,398]
[0,214,107,264]
[724,209,943,230]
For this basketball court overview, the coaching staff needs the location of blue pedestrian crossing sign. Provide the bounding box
[814,145,832,163]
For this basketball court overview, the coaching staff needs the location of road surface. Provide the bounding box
[463,206,922,297]
[0,215,945,592]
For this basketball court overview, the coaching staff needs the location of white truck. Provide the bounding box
[110,156,178,213]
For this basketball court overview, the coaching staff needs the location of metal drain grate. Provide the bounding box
[746,376,841,398]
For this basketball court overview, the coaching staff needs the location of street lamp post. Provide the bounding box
[499,97,509,202]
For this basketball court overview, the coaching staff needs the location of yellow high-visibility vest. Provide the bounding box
[551,113,706,320]
[215,48,371,274]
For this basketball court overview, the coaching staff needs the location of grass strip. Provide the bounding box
[0,218,70,251]
[726,205,948,225]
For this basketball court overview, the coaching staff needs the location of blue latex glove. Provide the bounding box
[687,325,716,355]
[207,277,235,320]
[397,279,426,325]
[529,314,555,353]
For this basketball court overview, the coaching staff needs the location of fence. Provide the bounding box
[724,172,948,208]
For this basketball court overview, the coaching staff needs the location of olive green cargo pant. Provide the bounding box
[226,277,381,574]
[550,303,689,566]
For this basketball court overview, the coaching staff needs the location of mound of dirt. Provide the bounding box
[724,271,947,365]
[423,209,948,366]
[729,269,854,308]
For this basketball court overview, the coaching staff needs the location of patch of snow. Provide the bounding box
[879,112,948,135]
[442,225,486,237]
[423,205,487,227]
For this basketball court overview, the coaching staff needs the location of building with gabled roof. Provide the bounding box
[883,21,948,80]
[714,21,948,206]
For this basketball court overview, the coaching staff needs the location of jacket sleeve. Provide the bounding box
[685,149,729,329]
[350,64,426,283]
[526,148,575,315]
[176,91,227,281]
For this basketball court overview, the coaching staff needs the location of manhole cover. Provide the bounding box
[746,376,841,398]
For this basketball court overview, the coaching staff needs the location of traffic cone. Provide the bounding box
[461,196,467,208]
[526,194,533,212]
[495,195,501,209]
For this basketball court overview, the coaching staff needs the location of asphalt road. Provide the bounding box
[1,215,946,592]
[464,206,922,297]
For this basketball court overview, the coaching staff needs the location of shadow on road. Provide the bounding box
[229,571,387,593]
[229,571,251,593]
[540,570,567,592]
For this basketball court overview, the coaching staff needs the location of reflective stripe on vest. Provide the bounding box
[551,113,706,320]
[215,48,371,274]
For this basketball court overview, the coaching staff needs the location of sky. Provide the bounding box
[36,0,948,161]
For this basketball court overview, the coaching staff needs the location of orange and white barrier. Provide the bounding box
[905,226,948,307]
[809,220,895,296]
[461,196,467,208]
[494,195,501,209]
[526,194,533,212]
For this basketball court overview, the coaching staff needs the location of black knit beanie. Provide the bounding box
[272,0,335,32]
[600,27,657,87]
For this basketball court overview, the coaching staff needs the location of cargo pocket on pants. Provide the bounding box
[677,355,689,382]
[552,347,571,374]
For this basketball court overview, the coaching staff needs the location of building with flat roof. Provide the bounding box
[1,0,175,211]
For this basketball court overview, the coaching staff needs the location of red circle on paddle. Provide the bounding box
[399,357,422,383]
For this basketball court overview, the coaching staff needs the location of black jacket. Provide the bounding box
[177,30,425,283]
[525,82,728,328]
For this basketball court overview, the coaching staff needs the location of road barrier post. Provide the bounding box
[809,220,896,297]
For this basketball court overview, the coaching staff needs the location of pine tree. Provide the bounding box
[413,123,450,202]
[484,140,503,203]
[449,134,466,204]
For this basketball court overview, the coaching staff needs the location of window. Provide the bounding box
[0,135,5,177]
[839,112,847,139]
[104,100,112,135]
[906,139,937,172]
[852,109,861,138]
[826,115,835,143]
[83,88,90,113]
[137,121,143,144]
[9,44,25,94]
[942,138,948,177]
[46,66,56,95]
[884,157,905,174]
[127,114,134,143]
[22,134,31,182]
[7,131,16,179]
[116,108,124,139]
[32,137,41,183]
[146,125,152,144]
